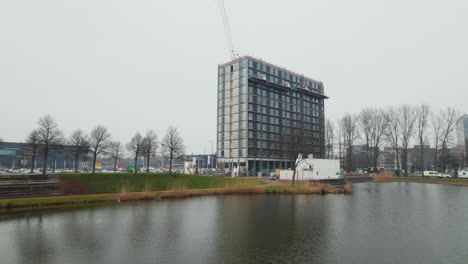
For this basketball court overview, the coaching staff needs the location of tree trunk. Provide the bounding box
[401,148,408,176]
[114,157,118,173]
[420,145,424,177]
[30,154,36,173]
[134,155,138,174]
[75,151,79,173]
[52,150,56,173]
[346,146,353,172]
[442,143,447,173]
[366,141,370,169]
[434,139,439,171]
[146,154,150,173]
[292,165,296,186]
[395,149,401,176]
[42,145,49,175]
[92,152,97,174]
[169,152,173,174]
[373,147,379,168]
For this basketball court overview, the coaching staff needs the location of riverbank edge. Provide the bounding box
[0,185,352,210]
[373,176,468,186]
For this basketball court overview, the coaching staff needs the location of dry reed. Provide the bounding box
[372,172,395,182]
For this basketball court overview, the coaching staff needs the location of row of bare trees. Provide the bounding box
[25,115,185,174]
[327,105,463,176]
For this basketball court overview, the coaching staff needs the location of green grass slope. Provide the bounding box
[60,173,264,194]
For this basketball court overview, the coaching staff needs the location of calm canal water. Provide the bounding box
[1,182,468,264]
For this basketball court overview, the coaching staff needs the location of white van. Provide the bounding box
[423,171,441,177]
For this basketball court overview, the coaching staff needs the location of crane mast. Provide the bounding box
[219,0,237,59]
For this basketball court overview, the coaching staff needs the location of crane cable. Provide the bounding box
[218,0,236,59]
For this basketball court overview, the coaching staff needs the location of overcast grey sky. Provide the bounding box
[1,0,467,153]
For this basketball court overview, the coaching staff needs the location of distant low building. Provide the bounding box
[0,142,76,171]
[408,145,437,171]
[377,147,399,171]
[184,154,217,170]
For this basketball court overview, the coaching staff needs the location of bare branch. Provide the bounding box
[36,115,64,174]
[161,126,185,174]
[127,132,144,174]
[68,129,90,172]
[89,125,111,174]
[142,130,158,173]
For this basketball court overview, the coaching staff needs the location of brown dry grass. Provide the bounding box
[343,182,353,194]
[372,171,395,182]
[160,187,263,199]
[266,181,351,194]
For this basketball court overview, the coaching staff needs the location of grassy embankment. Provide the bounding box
[0,173,352,209]
[373,172,468,186]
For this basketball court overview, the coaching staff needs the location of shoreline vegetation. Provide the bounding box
[373,172,468,186]
[0,173,352,210]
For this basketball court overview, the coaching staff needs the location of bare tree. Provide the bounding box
[280,128,310,185]
[358,108,373,166]
[399,105,417,176]
[26,130,41,173]
[36,115,64,174]
[431,109,445,171]
[127,132,144,174]
[109,141,123,173]
[161,126,185,174]
[341,113,358,172]
[337,119,345,169]
[142,130,158,173]
[325,119,335,159]
[415,104,431,176]
[369,108,388,168]
[89,125,111,174]
[386,107,402,175]
[440,107,459,172]
[68,129,89,173]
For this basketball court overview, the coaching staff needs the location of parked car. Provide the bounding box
[423,171,441,177]
[270,175,279,180]
[440,173,451,178]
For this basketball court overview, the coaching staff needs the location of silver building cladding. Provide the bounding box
[217,56,327,176]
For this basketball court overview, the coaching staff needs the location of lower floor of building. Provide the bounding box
[218,158,293,176]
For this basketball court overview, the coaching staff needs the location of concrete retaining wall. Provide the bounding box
[0,174,63,199]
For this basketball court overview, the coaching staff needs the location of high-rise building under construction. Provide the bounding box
[217,56,327,175]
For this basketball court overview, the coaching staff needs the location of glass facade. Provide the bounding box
[217,56,327,175]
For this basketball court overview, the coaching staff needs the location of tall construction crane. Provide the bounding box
[219,0,238,59]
